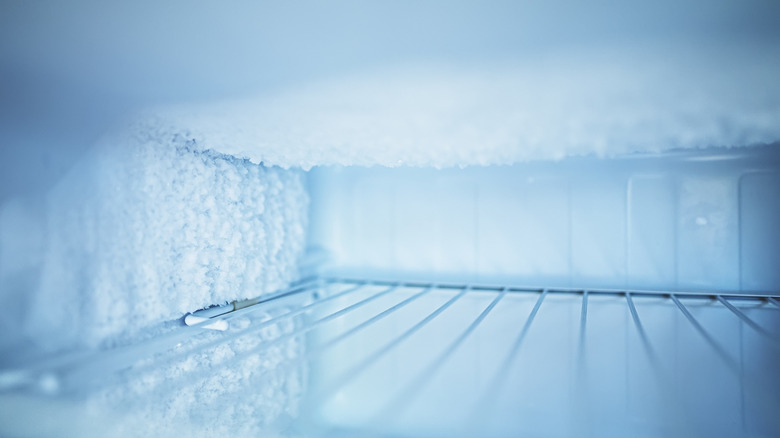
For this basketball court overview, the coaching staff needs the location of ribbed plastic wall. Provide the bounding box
[308,145,780,292]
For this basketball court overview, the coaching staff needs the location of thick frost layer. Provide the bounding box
[138,48,780,168]
[19,132,307,349]
[89,309,306,438]
[0,308,306,438]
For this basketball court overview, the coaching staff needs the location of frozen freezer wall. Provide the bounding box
[87,308,307,438]
[308,146,780,293]
[0,305,308,438]
[0,128,308,351]
[133,44,780,169]
[4,2,779,197]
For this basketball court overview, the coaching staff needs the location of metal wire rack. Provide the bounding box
[2,278,779,438]
[297,279,780,438]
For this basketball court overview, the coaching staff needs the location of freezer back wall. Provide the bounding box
[308,145,780,292]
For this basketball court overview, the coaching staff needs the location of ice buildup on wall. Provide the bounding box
[138,48,780,169]
[22,124,308,350]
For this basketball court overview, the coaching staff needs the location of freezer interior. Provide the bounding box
[2,2,780,437]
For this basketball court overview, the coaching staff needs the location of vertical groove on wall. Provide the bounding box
[625,179,632,290]
[474,184,480,281]
[567,179,573,288]
[737,173,744,292]
[672,176,679,290]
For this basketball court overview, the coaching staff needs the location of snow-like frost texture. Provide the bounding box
[87,309,306,438]
[137,47,780,168]
[24,131,308,350]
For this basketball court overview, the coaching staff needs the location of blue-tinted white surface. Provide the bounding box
[309,146,780,292]
[1,2,779,437]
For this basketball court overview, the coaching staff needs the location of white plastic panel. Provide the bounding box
[740,172,780,291]
[627,176,677,289]
[308,145,780,292]
[677,177,740,290]
[571,176,626,287]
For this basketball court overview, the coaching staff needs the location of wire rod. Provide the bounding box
[717,296,780,348]
[370,287,508,428]
[625,293,697,437]
[670,294,740,374]
[465,288,549,432]
[578,290,589,364]
[571,290,591,436]
[307,286,471,414]
[327,277,780,299]
[626,292,660,365]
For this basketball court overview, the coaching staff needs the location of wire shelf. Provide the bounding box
[299,279,780,438]
[2,278,779,438]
